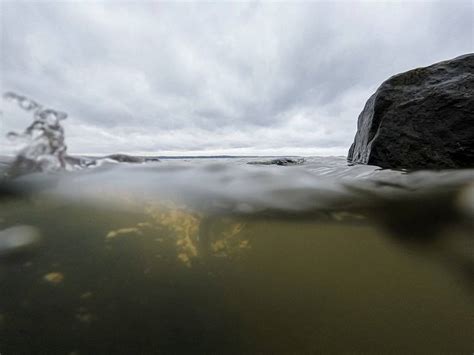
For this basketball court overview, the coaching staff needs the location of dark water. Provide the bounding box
[0,157,473,354]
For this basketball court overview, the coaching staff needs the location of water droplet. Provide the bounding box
[0,225,41,257]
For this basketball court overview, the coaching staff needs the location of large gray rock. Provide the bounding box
[348,54,474,169]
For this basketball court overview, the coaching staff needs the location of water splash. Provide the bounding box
[2,92,69,178]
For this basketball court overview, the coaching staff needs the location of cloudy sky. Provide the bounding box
[1,0,472,156]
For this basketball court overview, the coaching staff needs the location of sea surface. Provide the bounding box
[0,154,473,354]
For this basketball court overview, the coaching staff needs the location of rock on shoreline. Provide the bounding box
[348,54,474,169]
[104,154,145,163]
[247,158,305,166]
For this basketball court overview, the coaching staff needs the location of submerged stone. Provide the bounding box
[43,272,64,285]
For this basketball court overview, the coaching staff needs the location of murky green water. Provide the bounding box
[0,189,473,354]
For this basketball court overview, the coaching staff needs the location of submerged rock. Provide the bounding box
[43,272,64,285]
[348,54,474,169]
[247,158,305,166]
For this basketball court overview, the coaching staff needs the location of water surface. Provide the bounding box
[0,157,473,354]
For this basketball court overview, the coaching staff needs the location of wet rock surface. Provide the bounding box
[247,158,305,166]
[348,54,474,169]
[104,154,145,163]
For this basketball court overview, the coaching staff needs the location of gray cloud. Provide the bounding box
[1,0,472,156]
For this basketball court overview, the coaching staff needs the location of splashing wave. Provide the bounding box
[2,92,69,177]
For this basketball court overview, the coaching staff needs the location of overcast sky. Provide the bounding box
[1,1,472,156]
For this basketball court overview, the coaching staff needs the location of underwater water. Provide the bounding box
[0,158,473,354]
[0,93,473,353]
